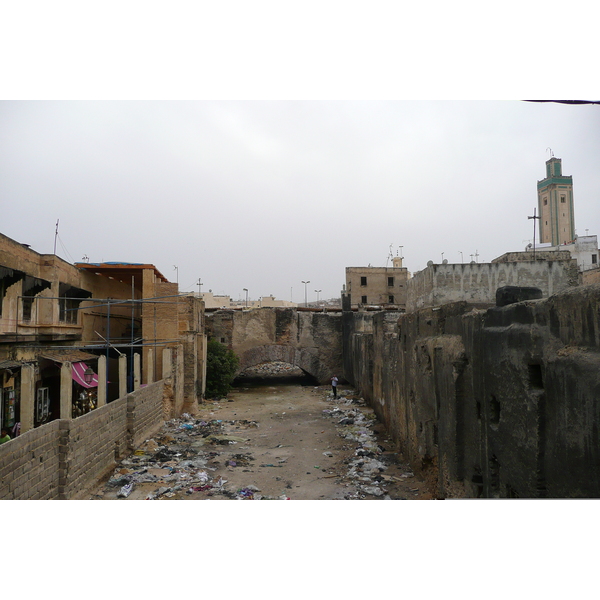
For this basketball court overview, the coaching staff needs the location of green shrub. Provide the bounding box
[205,339,239,398]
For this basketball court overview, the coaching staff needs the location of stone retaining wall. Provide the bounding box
[0,381,165,500]
[343,284,600,498]
[206,308,343,383]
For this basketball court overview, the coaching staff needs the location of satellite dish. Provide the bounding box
[427,260,434,267]
[442,259,448,265]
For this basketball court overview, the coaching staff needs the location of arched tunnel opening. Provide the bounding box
[233,361,319,387]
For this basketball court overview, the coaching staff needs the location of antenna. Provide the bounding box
[386,243,393,267]
[53,219,59,254]
[546,147,554,158]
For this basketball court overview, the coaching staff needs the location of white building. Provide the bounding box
[533,235,598,272]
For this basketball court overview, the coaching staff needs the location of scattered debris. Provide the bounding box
[92,384,422,501]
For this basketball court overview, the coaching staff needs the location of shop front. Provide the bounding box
[38,350,100,423]
[71,361,99,417]
[0,360,21,438]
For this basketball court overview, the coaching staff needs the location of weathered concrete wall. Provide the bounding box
[406,260,579,312]
[206,308,343,383]
[0,381,165,499]
[343,284,600,498]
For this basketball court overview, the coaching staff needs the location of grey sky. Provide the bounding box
[2,101,599,302]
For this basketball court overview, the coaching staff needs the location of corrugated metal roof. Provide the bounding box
[38,349,98,363]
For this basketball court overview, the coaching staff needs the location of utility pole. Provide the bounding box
[528,208,540,260]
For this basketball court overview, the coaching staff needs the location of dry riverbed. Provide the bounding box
[89,383,434,500]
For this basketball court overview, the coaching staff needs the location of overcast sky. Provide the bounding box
[1,100,598,302]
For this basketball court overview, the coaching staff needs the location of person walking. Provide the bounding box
[331,375,339,398]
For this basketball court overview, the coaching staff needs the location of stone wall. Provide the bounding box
[62,396,129,499]
[206,308,343,383]
[583,268,600,285]
[0,381,165,499]
[128,381,165,448]
[343,284,600,498]
[492,250,572,263]
[0,420,62,499]
[406,260,579,311]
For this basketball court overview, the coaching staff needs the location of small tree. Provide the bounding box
[205,338,239,398]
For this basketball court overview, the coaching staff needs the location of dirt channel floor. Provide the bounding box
[90,383,435,500]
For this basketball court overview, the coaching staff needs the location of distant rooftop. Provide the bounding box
[74,262,170,283]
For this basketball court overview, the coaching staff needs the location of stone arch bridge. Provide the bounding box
[205,308,343,384]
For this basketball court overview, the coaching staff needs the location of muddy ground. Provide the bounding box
[89,383,435,500]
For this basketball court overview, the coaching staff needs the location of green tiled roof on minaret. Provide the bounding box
[537,157,575,245]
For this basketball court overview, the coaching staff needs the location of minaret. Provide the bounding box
[537,157,575,245]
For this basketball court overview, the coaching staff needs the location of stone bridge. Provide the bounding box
[205,308,343,383]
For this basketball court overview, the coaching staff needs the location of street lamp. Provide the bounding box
[315,289,321,305]
[301,281,310,307]
[84,366,94,385]
[243,288,248,308]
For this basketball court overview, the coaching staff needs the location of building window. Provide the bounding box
[561,196,566,203]
[592,254,597,264]
[22,296,33,321]
[543,198,548,205]
[388,295,394,303]
[361,295,367,304]
[59,297,79,324]
[360,277,367,286]
[388,276,394,287]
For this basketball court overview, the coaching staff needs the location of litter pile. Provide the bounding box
[322,390,413,499]
[95,413,290,500]
[92,386,420,500]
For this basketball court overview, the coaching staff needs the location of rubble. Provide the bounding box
[238,361,305,378]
